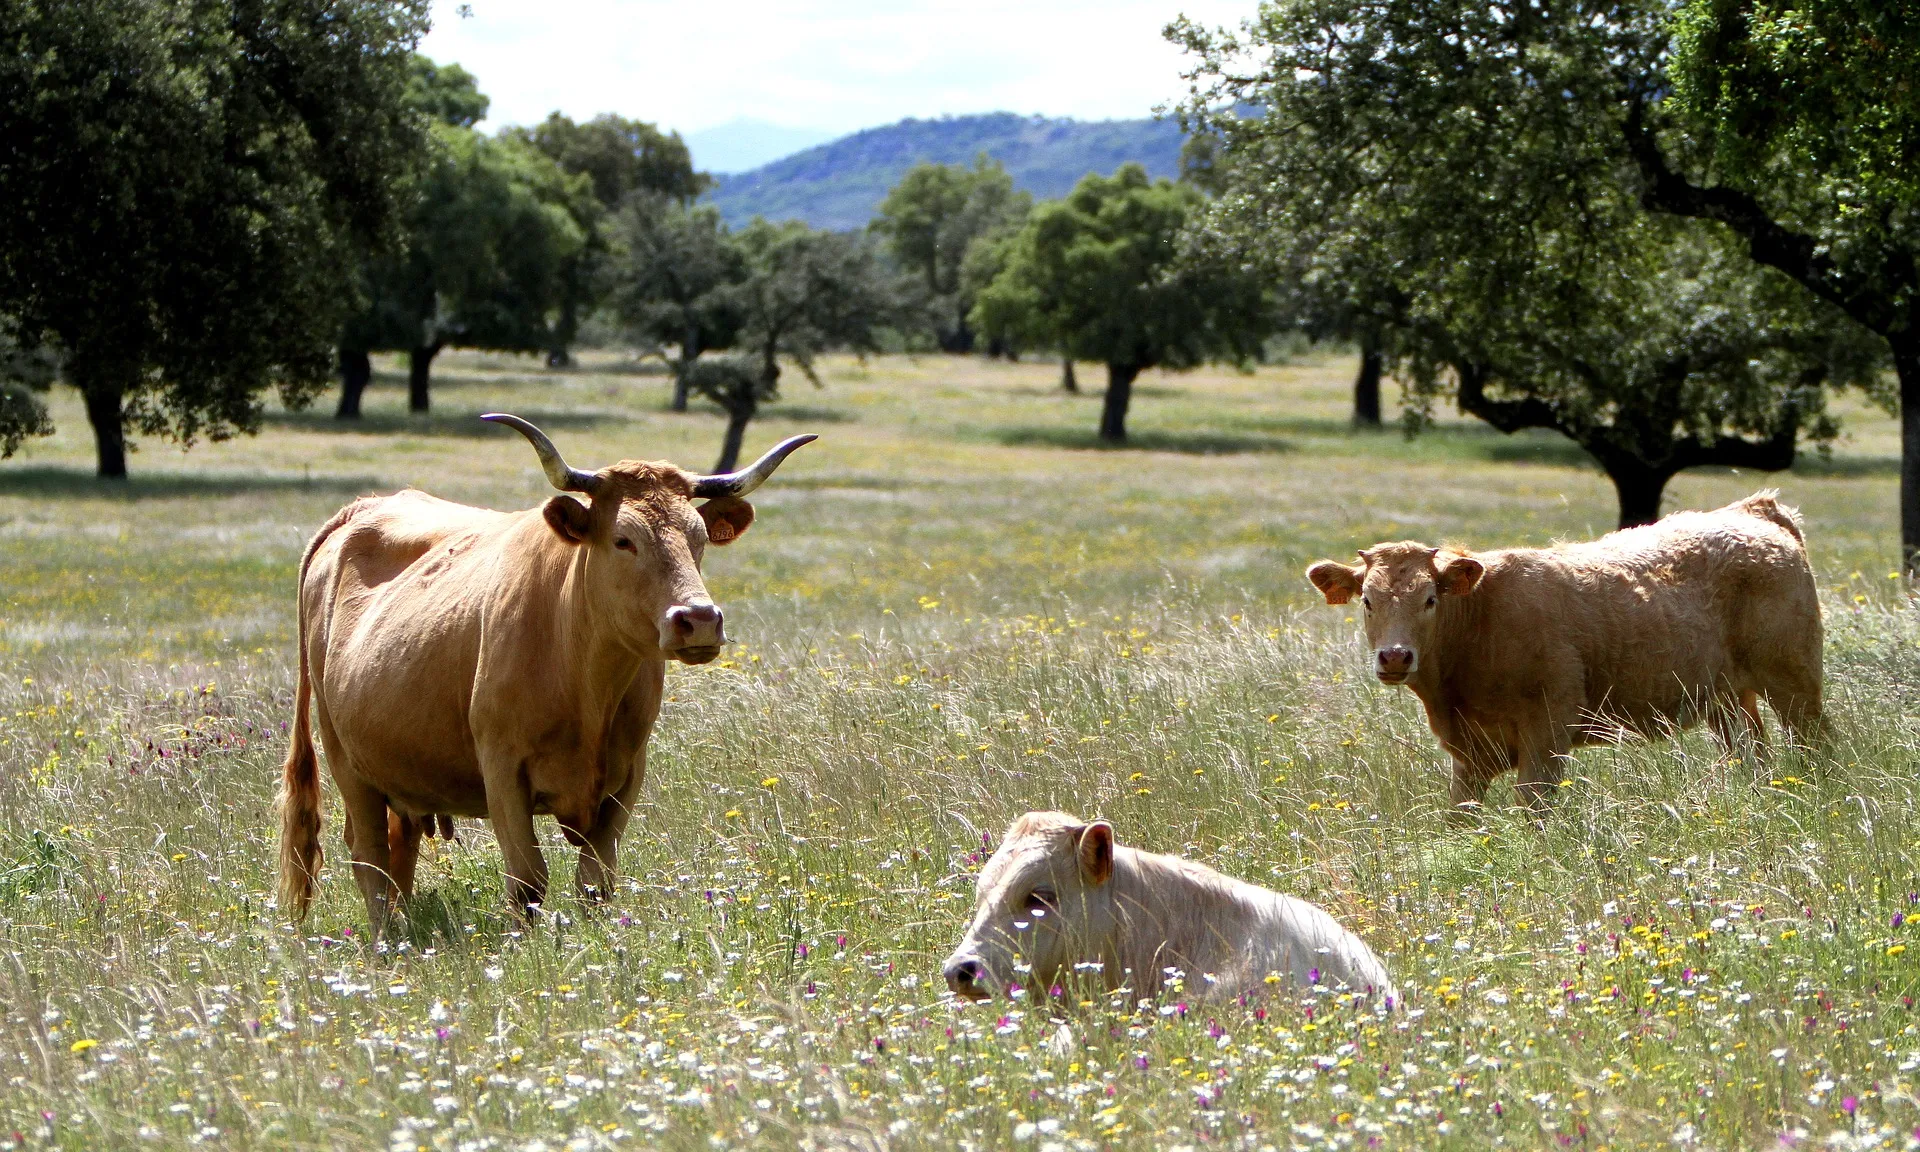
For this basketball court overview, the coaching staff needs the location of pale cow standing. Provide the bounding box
[1306,491,1822,816]
[278,415,814,933]
[942,812,1396,1005]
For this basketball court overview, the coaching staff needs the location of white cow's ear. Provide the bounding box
[1435,554,1484,596]
[543,495,592,544]
[1306,561,1363,605]
[1076,821,1114,886]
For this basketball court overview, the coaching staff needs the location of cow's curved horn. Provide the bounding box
[482,413,602,495]
[693,434,818,498]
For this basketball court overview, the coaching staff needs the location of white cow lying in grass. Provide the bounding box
[942,812,1395,1006]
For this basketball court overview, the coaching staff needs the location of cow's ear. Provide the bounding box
[698,497,755,546]
[543,495,593,544]
[1075,821,1115,886]
[1435,554,1484,596]
[1306,561,1363,605]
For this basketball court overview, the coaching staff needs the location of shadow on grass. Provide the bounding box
[1791,453,1899,478]
[986,425,1296,456]
[753,404,858,425]
[398,886,506,949]
[558,359,671,378]
[779,473,913,492]
[266,407,631,438]
[1475,437,1598,469]
[0,466,382,500]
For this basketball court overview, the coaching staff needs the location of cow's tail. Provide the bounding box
[1738,489,1806,546]
[278,502,359,922]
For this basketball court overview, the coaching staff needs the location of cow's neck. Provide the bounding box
[553,549,653,745]
[1104,847,1253,993]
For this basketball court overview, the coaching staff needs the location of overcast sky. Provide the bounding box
[418,0,1258,136]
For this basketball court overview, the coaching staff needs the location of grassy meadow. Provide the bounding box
[0,350,1917,1150]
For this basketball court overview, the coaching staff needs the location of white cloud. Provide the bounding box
[418,0,1257,135]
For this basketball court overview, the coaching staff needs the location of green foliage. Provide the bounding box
[695,220,901,470]
[1176,131,1228,196]
[872,156,1031,352]
[0,0,429,475]
[406,56,488,129]
[603,199,901,465]
[412,127,590,349]
[1173,0,1890,524]
[0,316,54,457]
[970,164,1270,440]
[510,113,707,210]
[1671,1,1920,212]
[343,116,592,407]
[601,196,746,407]
[503,113,710,364]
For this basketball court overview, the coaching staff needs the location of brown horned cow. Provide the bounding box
[278,414,814,933]
[1305,492,1822,817]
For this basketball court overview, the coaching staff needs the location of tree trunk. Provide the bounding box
[408,344,438,413]
[1900,339,1920,576]
[82,380,128,480]
[715,406,753,473]
[952,308,974,355]
[1607,464,1673,529]
[336,347,371,419]
[1061,357,1078,393]
[1352,346,1383,428]
[1100,362,1141,443]
[673,320,701,412]
[671,363,692,412]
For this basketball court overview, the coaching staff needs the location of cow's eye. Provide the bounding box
[1022,888,1056,915]
[1425,594,1437,609]
[614,536,636,553]
[1361,596,1372,611]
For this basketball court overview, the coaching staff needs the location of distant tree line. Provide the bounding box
[1,0,1912,558]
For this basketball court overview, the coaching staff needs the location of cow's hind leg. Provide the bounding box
[387,810,425,906]
[1708,690,1767,764]
[1763,670,1826,750]
[337,778,397,938]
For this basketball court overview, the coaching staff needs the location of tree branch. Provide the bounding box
[1454,362,1564,434]
[1621,95,1905,336]
[1669,408,1800,474]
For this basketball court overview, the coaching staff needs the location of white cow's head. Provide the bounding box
[942,811,1118,1002]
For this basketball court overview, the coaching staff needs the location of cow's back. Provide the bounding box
[303,491,524,816]
[1444,495,1817,733]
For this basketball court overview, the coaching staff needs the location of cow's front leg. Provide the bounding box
[482,756,548,918]
[1446,755,1498,826]
[576,753,646,902]
[1513,712,1575,819]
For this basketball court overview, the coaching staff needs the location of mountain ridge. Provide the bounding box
[685,118,837,175]
[704,112,1187,231]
